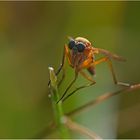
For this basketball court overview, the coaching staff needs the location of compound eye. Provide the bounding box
[76,42,85,52]
[68,39,75,49]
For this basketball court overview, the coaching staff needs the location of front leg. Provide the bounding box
[57,71,78,103]
[48,45,72,86]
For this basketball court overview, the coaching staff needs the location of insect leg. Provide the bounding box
[58,45,73,86]
[57,67,65,87]
[80,71,96,83]
[62,71,96,102]
[94,57,130,86]
[48,45,72,86]
[57,71,78,103]
[58,54,96,103]
[48,47,65,86]
[62,82,95,102]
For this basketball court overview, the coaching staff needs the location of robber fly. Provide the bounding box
[48,37,129,103]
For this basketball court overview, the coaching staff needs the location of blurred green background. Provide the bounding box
[0,1,140,138]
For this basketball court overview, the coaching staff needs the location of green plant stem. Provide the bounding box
[48,67,70,138]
